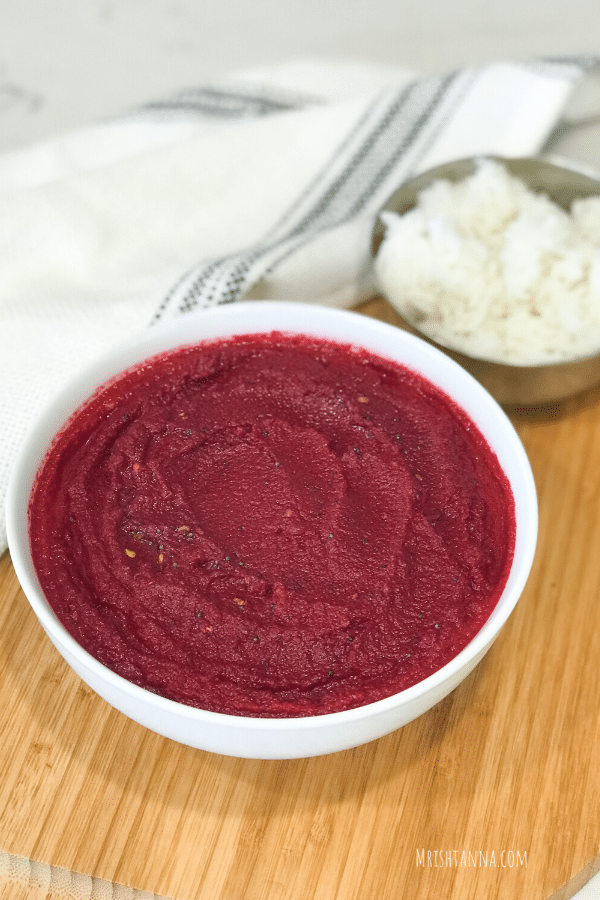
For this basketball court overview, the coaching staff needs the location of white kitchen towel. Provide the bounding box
[1,55,597,553]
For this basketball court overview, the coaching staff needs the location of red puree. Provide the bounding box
[29,333,515,717]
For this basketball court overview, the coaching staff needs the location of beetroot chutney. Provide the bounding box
[29,332,515,717]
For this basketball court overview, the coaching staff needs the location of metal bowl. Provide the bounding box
[371,156,600,407]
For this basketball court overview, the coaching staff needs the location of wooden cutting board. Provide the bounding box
[1,299,600,900]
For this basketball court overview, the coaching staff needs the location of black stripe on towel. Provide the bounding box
[151,69,477,319]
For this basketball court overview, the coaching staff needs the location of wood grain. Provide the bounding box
[1,298,600,900]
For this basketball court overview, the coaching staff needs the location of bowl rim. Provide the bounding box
[6,300,538,730]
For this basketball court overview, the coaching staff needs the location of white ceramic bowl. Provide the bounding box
[6,301,538,759]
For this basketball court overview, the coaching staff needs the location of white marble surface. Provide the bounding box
[1,2,600,897]
[1,0,600,155]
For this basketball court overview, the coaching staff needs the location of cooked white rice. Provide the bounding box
[374,158,600,365]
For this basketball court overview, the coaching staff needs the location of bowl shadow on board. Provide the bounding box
[202,646,502,800]
[2,578,493,803]
[369,156,600,419]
